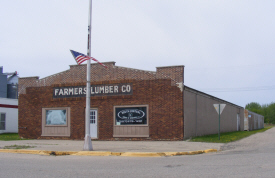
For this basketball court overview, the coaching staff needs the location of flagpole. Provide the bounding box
[83,0,93,151]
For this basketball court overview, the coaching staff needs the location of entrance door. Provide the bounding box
[90,109,98,138]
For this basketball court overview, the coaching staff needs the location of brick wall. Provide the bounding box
[18,63,184,140]
[19,79,184,140]
[18,62,184,94]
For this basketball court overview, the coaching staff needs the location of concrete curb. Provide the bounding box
[0,149,218,157]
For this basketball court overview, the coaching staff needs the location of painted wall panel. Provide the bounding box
[0,98,18,134]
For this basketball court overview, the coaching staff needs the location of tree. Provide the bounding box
[245,102,262,115]
[261,104,269,123]
[266,103,275,124]
[245,102,275,124]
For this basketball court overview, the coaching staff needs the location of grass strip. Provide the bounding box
[190,126,273,143]
[0,133,28,141]
[3,144,36,149]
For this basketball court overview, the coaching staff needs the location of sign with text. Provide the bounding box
[53,83,132,98]
[115,107,147,125]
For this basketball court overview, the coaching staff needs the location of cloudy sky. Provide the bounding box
[1,0,275,107]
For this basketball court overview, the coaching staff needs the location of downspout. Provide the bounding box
[177,81,184,140]
[180,67,185,140]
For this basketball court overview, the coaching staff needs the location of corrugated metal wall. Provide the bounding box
[0,67,7,98]
[244,109,264,131]
[184,87,244,139]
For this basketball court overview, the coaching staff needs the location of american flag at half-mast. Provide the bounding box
[70,50,107,68]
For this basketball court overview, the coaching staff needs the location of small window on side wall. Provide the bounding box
[0,113,6,130]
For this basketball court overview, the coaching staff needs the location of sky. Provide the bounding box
[1,0,275,107]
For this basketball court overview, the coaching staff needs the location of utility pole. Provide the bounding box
[83,0,93,151]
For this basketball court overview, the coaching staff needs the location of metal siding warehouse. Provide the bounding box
[184,86,244,139]
[244,109,264,131]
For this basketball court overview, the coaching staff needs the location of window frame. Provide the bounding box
[41,107,70,137]
[0,112,6,130]
[113,105,149,127]
[42,107,69,127]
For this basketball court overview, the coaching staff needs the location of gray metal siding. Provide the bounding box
[246,110,264,130]
[184,89,244,139]
[7,84,18,99]
[183,91,197,138]
[0,75,7,98]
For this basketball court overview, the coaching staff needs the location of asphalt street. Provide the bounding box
[1,127,275,177]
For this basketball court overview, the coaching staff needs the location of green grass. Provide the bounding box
[190,126,273,143]
[0,133,28,141]
[3,144,36,149]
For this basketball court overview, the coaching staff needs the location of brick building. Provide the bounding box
[19,62,185,140]
[18,62,244,140]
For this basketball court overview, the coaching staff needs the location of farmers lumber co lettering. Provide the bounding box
[53,83,132,98]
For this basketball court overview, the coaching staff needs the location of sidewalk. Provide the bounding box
[0,140,223,157]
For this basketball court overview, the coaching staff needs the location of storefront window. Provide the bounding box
[45,109,67,126]
[42,107,70,137]
[115,106,147,125]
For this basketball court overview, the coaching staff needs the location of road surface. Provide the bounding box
[1,128,275,178]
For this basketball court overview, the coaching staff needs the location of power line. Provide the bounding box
[187,62,275,71]
[198,85,275,92]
